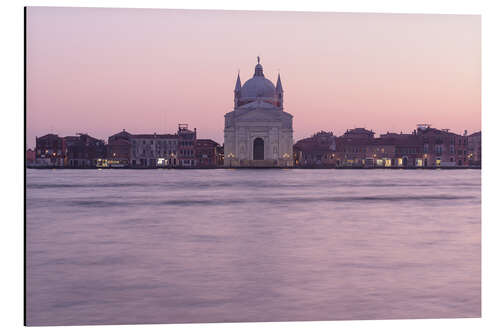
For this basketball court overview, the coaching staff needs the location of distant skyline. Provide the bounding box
[26,7,481,147]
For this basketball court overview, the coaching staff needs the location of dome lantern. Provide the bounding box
[254,56,264,77]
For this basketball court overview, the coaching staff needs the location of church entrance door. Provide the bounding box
[253,138,264,160]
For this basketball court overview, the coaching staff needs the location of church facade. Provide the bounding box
[223,58,294,167]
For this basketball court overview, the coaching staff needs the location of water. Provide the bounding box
[26,169,481,326]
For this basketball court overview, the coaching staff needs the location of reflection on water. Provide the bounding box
[26,169,481,326]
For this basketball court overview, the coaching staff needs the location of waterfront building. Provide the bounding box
[177,124,196,168]
[108,126,195,168]
[65,133,106,168]
[379,132,422,167]
[337,128,375,167]
[363,137,396,168]
[195,139,220,168]
[109,130,180,168]
[107,130,132,167]
[293,131,337,167]
[467,131,481,167]
[293,125,471,168]
[156,134,179,167]
[130,133,178,168]
[224,58,293,167]
[26,148,36,166]
[35,134,65,167]
[416,125,468,167]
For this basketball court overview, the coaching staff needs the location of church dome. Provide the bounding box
[239,59,276,100]
[240,76,276,99]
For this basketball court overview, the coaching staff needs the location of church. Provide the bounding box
[223,58,294,167]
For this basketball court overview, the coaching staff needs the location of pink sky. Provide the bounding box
[26,7,480,147]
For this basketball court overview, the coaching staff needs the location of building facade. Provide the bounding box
[130,133,178,168]
[195,139,220,168]
[224,58,293,167]
[293,131,337,167]
[107,130,132,167]
[417,125,469,167]
[65,134,106,168]
[467,131,481,167]
[177,124,197,168]
[294,125,471,168]
[108,125,199,168]
[26,149,36,166]
[35,134,65,167]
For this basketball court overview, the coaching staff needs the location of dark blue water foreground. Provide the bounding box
[26,169,481,325]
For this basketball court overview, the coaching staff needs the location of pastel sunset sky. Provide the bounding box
[26,7,481,147]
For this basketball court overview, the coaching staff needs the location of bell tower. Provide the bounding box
[234,71,241,108]
[276,73,283,109]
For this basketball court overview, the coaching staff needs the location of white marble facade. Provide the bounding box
[224,58,293,167]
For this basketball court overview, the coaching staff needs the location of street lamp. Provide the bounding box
[227,153,235,168]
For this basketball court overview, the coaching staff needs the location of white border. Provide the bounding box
[1,0,498,332]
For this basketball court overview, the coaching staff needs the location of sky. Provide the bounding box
[26,7,481,147]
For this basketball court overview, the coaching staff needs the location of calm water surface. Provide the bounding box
[26,169,481,325]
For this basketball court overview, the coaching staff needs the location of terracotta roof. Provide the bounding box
[468,131,481,137]
[196,139,220,146]
[417,127,460,136]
